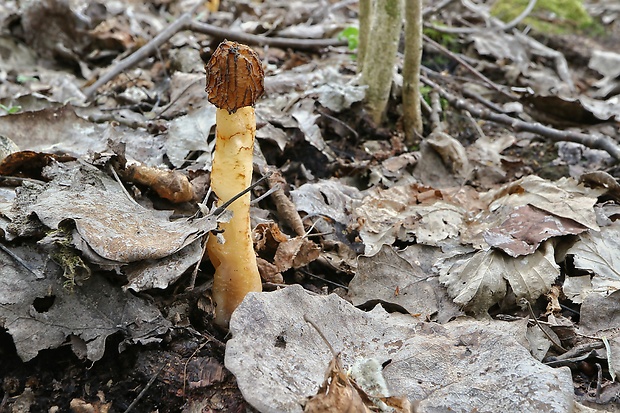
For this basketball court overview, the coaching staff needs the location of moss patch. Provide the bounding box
[47,228,91,291]
[490,0,595,34]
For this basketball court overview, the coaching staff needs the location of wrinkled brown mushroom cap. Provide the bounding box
[205,40,265,113]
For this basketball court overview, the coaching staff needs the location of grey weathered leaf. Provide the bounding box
[164,105,216,169]
[8,162,218,291]
[354,183,464,255]
[482,176,602,231]
[226,286,574,413]
[567,221,620,285]
[23,162,216,264]
[0,244,170,362]
[291,180,363,225]
[349,245,462,323]
[438,242,559,314]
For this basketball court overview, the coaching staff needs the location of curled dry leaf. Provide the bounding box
[125,163,195,203]
[304,354,371,413]
[205,40,265,113]
[425,130,471,178]
[0,151,75,179]
[483,204,588,257]
[257,257,283,284]
[438,241,559,315]
[254,222,320,283]
[304,355,412,412]
[566,220,620,298]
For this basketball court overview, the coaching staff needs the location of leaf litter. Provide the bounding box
[1,0,620,411]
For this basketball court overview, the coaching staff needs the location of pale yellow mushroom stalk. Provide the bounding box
[205,40,264,327]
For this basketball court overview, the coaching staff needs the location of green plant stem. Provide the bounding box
[403,0,423,145]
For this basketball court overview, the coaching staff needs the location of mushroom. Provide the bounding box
[205,40,264,327]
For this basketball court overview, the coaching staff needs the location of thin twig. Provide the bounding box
[182,340,209,397]
[187,234,208,291]
[304,315,337,357]
[420,74,620,161]
[462,88,511,114]
[429,90,442,128]
[0,392,8,413]
[250,184,279,205]
[84,7,199,99]
[0,175,45,184]
[422,0,456,18]
[210,172,272,217]
[123,363,166,413]
[0,243,45,279]
[108,164,142,208]
[84,7,345,100]
[596,363,603,402]
[422,34,513,98]
[424,0,538,34]
[523,299,567,353]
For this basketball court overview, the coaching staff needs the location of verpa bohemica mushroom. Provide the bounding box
[205,40,264,327]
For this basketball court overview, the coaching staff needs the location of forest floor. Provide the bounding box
[2,0,620,412]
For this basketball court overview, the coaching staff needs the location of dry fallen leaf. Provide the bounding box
[354,183,464,255]
[0,244,170,362]
[291,180,363,227]
[254,222,320,282]
[164,104,216,169]
[226,286,574,413]
[481,176,603,231]
[566,220,620,296]
[349,245,462,323]
[483,204,588,257]
[438,241,559,315]
[304,354,371,413]
[7,161,219,291]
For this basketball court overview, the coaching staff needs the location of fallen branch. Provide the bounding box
[421,75,620,161]
[83,9,197,100]
[84,10,346,100]
[187,21,346,50]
